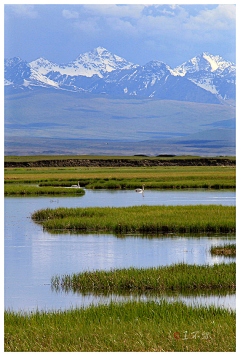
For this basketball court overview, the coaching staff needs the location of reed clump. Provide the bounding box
[32,205,236,233]
[210,243,236,256]
[51,262,236,293]
[4,300,236,352]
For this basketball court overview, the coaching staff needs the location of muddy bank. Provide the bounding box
[4,158,236,168]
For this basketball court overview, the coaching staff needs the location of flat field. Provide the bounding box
[4,164,236,191]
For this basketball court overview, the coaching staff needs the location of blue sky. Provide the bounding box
[4,2,236,67]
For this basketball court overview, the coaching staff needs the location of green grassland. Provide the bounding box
[4,301,236,352]
[51,262,235,293]
[32,205,236,233]
[4,165,236,193]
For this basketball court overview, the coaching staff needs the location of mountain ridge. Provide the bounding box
[4,47,236,105]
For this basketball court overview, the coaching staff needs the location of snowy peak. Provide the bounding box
[4,57,31,85]
[30,47,136,78]
[95,46,106,54]
[171,52,236,100]
[202,53,221,72]
[84,46,112,58]
[139,61,172,82]
[71,47,136,77]
[173,52,235,76]
[202,52,235,74]
[5,57,23,68]
[144,60,170,71]
[29,57,60,75]
[5,56,60,89]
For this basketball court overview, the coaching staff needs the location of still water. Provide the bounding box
[4,189,236,312]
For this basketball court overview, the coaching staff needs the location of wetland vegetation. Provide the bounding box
[4,185,85,196]
[4,155,236,351]
[4,300,236,352]
[4,163,236,195]
[32,205,236,234]
[51,262,236,293]
[210,243,236,256]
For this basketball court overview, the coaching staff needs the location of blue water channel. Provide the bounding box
[4,189,236,312]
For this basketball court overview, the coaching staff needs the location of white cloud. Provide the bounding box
[106,17,138,36]
[135,7,188,36]
[74,17,100,34]
[62,10,79,20]
[83,4,145,19]
[169,5,178,10]
[67,4,235,58]
[185,4,236,31]
[110,4,235,41]
[11,5,38,19]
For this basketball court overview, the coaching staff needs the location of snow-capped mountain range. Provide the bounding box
[4,47,236,104]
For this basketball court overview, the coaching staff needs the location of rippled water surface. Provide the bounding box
[4,189,236,312]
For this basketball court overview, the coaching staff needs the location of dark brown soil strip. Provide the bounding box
[4,158,236,168]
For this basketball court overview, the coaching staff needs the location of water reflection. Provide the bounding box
[71,188,236,207]
[5,230,235,312]
[50,288,236,311]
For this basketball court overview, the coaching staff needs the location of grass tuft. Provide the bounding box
[210,243,236,256]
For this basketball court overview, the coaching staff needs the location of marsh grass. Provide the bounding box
[51,263,236,293]
[4,300,236,352]
[4,185,85,196]
[4,166,236,189]
[32,205,236,233]
[210,243,236,256]
[36,176,236,189]
[5,177,236,190]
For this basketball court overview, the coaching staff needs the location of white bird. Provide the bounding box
[135,184,145,193]
[71,181,80,188]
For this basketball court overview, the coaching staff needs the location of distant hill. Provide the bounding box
[4,90,235,156]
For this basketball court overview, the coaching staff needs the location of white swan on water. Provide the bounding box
[135,184,145,193]
[71,181,80,188]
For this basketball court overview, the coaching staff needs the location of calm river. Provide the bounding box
[5,189,236,312]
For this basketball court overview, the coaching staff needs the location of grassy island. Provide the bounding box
[51,262,236,293]
[32,205,236,233]
[4,185,85,196]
